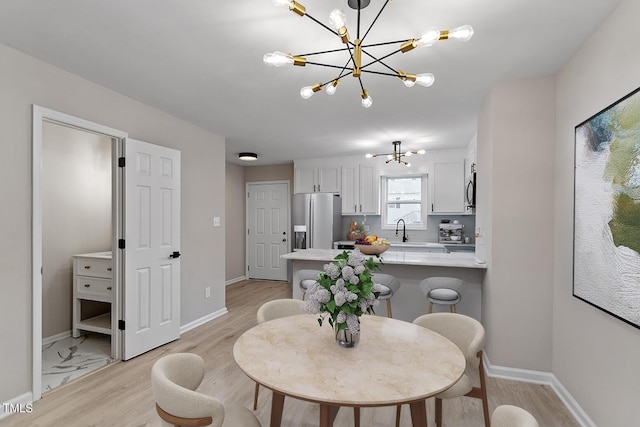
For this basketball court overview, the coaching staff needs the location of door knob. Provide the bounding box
[169,251,181,259]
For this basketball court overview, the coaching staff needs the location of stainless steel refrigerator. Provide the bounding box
[292,193,342,250]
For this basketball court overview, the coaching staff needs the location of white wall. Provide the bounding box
[42,123,112,338]
[0,42,226,404]
[553,0,640,425]
[225,162,246,282]
[477,75,557,371]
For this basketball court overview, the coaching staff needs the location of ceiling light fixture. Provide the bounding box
[365,141,425,167]
[264,0,474,108]
[238,152,259,161]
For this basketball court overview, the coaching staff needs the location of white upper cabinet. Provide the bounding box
[341,162,379,215]
[294,159,341,193]
[428,149,467,214]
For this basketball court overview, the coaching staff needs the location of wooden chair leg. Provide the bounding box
[354,407,360,427]
[253,382,260,410]
[435,397,443,427]
[386,299,393,318]
[429,302,433,313]
[479,353,490,427]
[395,404,401,427]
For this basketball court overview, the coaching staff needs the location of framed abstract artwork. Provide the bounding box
[574,86,640,328]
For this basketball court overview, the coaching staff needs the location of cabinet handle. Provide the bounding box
[354,204,357,212]
[107,287,112,291]
[84,284,90,288]
[84,266,91,269]
[313,184,316,192]
[359,204,362,212]
[318,185,321,191]
[107,267,112,271]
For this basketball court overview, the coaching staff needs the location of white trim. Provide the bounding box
[225,276,247,286]
[483,354,596,427]
[42,330,71,347]
[180,308,228,334]
[0,392,33,420]
[32,105,128,402]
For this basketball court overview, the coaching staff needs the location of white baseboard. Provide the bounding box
[42,330,71,346]
[225,276,246,286]
[0,392,33,420]
[483,354,596,427]
[180,307,228,334]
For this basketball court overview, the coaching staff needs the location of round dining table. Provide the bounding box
[233,313,465,427]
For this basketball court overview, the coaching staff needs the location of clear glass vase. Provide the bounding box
[335,326,360,348]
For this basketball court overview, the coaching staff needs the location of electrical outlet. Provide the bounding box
[205,286,211,299]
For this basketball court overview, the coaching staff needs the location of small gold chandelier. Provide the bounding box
[366,141,425,167]
[264,0,474,108]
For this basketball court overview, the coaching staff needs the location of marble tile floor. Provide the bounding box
[41,333,112,394]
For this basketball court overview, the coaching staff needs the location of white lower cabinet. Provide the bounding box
[341,163,379,215]
[72,252,113,337]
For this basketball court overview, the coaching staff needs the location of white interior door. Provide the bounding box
[247,182,289,281]
[123,138,181,360]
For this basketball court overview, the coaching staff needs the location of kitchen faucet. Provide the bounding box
[395,219,408,242]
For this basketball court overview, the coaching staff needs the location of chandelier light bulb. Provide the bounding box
[417,149,426,155]
[325,79,340,95]
[405,151,413,157]
[365,153,374,158]
[361,91,373,108]
[402,78,415,88]
[263,51,293,67]
[448,25,474,42]
[300,83,322,99]
[329,9,348,32]
[405,162,412,168]
[300,86,315,99]
[387,154,393,161]
[415,27,441,48]
[415,73,435,87]
[272,0,292,7]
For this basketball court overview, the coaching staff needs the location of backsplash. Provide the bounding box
[340,215,476,244]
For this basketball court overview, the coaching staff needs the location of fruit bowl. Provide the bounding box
[355,244,390,255]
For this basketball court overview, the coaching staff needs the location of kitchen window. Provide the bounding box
[381,175,427,229]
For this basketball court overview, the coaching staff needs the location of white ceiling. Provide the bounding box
[0,0,622,165]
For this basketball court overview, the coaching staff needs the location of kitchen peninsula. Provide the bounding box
[282,249,487,323]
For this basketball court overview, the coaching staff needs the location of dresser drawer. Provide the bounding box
[76,257,112,279]
[76,277,113,301]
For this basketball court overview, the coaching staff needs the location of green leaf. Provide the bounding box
[326,299,336,313]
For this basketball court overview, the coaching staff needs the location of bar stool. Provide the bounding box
[298,269,322,300]
[371,273,401,318]
[419,277,466,313]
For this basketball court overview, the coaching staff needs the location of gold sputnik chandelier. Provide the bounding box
[366,140,425,167]
[264,0,474,108]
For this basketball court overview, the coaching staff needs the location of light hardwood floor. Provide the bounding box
[2,279,579,427]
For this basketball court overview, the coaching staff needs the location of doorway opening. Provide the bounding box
[32,106,126,401]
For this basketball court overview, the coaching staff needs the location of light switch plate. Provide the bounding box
[213,217,221,227]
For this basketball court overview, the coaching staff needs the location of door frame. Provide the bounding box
[245,180,291,279]
[32,105,127,401]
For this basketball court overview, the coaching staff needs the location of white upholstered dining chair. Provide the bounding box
[253,298,305,410]
[151,352,261,427]
[492,405,539,427]
[397,312,490,427]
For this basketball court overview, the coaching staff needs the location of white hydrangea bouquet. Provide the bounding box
[302,249,383,345]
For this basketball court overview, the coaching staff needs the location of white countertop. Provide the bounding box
[282,249,486,269]
[72,251,112,259]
